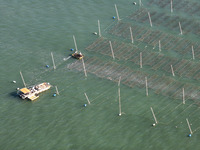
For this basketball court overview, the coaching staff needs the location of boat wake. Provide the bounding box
[63,56,71,61]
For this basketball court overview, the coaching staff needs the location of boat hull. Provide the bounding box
[72,53,83,60]
[18,82,51,101]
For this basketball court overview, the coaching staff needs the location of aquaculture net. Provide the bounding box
[66,0,200,133]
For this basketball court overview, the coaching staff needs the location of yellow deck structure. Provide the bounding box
[20,88,30,94]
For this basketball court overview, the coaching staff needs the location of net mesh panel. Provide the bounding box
[147,0,200,17]
[67,56,200,102]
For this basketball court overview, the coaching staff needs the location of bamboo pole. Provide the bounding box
[179,22,183,35]
[114,4,120,21]
[73,35,78,51]
[139,0,142,6]
[140,52,143,68]
[51,52,56,70]
[171,65,175,77]
[150,107,158,124]
[170,0,173,13]
[82,58,87,77]
[118,76,121,87]
[84,93,91,105]
[186,118,193,134]
[118,87,122,116]
[20,71,26,87]
[98,20,101,37]
[130,27,134,44]
[148,12,153,27]
[109,41,115,60]
[192,45,195,60]
[183,88,185,104]
[145,77,148,96]
[55,86,59,95]
[159,40,161,52]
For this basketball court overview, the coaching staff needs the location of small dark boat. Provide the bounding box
[72,51,83,60]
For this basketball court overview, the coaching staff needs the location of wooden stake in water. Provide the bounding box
[73,35,78,51]
[20,71,26,87]
[170,0,173,13]
[150,107,158,124]
[98,20,101,37]
[84,93,91,105]
[192,45,195,60]
[171,65,175,77]
[179,22,183,35]
[148,12,153,27]
[139,0,142,6]
[114,4,120,21]
[145,77,148,96]
[140,52,143,68]
[186,118,193,134]
[118,87,122,116]
[55,86,59,95]
[159,40,161,52]
[118,76,121,87]
[130,27,134,44]
[183,88,185,104]
[82,58,87,77]
[109,41,115,60]
[51,52,56,70]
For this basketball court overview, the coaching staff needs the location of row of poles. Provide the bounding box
[113,1,194,136]
[147,0,183,36]
[118,76,192,135]
[97,4,196,60]
[48,1,191,110]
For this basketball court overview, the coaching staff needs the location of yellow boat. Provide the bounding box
[17,82,51,101]
[72,51,84,60]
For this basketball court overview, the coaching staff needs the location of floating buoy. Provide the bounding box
[133,2,137,5]
[118,113,122,116]
[93,32,97,35]
[112,16,116,19]
[13,80,16,83]
[188,134,192,137]
[152,123,156,127]
[16,88,20,90]
[46,65,49,68]
[53,93,56,97]
[84,104,87,107]
[70,48,74,51]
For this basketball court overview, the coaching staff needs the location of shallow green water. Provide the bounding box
[0,0,200,149]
